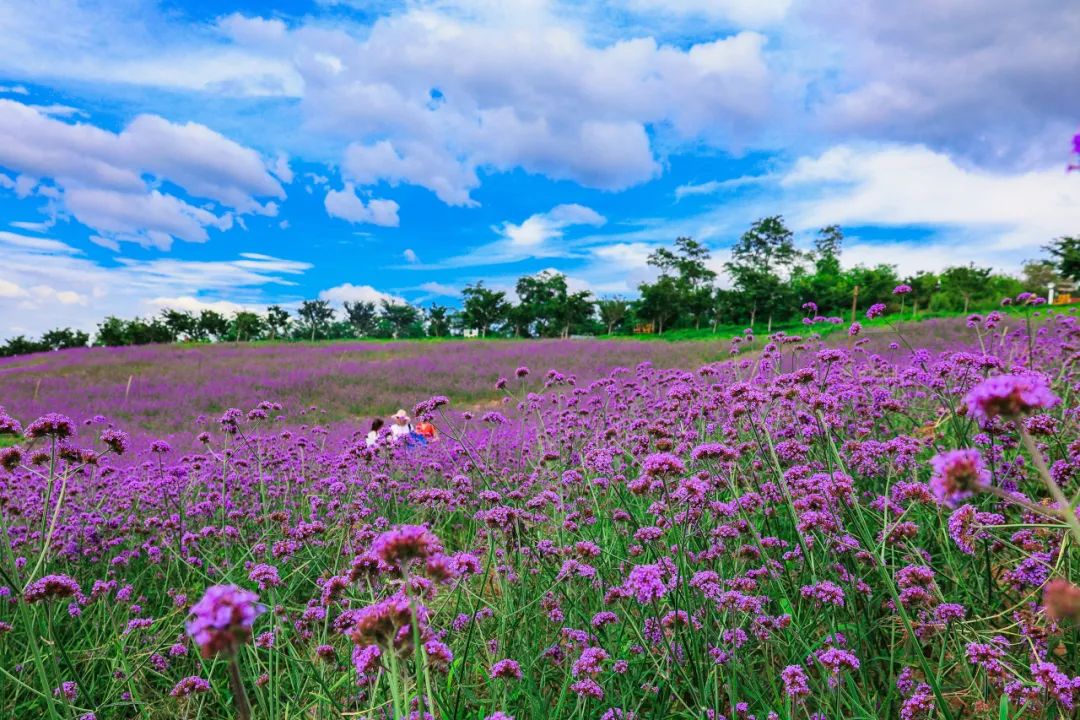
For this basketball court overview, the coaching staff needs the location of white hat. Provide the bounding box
[393,409,409,419]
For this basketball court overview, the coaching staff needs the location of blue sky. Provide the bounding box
[0,0,1078,336]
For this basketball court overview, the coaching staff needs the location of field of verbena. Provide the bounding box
[0,317,989,443]
[0,310,1078,719]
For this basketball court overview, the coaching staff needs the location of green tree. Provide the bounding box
[597,297,629,335]
[1046,236,1080,282]
[197,310,230,342]
[379,300,421,339]
[642,236,718,330]
[1022,260,1062,292]
[710,288,736,332]
[95,316,130,346]
[726,216,800,329]
[1,335,49,356]
[40,328,89,351]
[229,311,265,342]
[795,225,847,315]
[553,287,594,338]
[343,300,378,337]
[126,317,173,345]
[460,282,510,337]
[902,271,940,317]
[636,275,681,334]
[160,309,196,341]
[265,305,292,340]
[844,264,900,315]
[426,305,451,337]
[297,300,335,341]
[937,265,993,313]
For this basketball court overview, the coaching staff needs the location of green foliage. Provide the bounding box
[1046,235,1080,282]
[460,282,510,337]
[296,300,335,342]
[343,300,378,337]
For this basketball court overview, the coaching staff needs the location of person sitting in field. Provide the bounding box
[415,420,439,443]
[365,417,384,448]
[389,409,414,442]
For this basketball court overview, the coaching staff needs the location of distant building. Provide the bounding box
[463,328,480,338]
[1050,281,1076,305]
[633,321,654,334]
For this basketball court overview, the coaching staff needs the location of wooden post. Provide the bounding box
[850,285,860,324]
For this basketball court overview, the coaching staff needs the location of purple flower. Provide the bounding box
[813,646,861,687]
[865,303,887,319]
[624,564,668,605]
[371,524,443,567]
[489,659,523,680]
[929,449,990,507]
[100,428,130,455]
[186,585,265,657]
[570,677,604,699]
[800,580,845,607]
[24,574,82,603]
[25,413,76,440]
[572,647,609,677]
[893,284,913,295]
[782,664,810,699]
[0,408,21,436]
[248,563,282,590]
[170,676,211,698]
[965,374,1060,423]
[218,408,244,434]
[641,453,686,477]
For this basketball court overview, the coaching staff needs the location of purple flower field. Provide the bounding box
[1,307,1079,719]
[0,339,729,445]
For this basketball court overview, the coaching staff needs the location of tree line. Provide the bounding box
[2,218,1076,357]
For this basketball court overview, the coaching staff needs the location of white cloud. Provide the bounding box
[10,218,54,232]
[674,174,771,200]
[781,144,1080,260]
[0,232,313,337]
[29,103,87,118]
[145,296,257,316]
[324,183,401,226]
[64,188,232,249]
[502,204,606,247]
[318,283,405,306]
[0,279,28,298]
[0,2,302,97]
[794,0,1080,169]
[0,230,79,254]
[0,85,29,95]
[411,203,606,269]
[417,281,461,297]
[291,9,772,205]
[270,152,294,184]
[403,248,420,263]
[0,100,286,247]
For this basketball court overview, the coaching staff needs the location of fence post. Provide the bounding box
[850,285,859,324]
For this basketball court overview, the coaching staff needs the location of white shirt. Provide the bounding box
[390,422,412,441]
[365,430,378,447]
